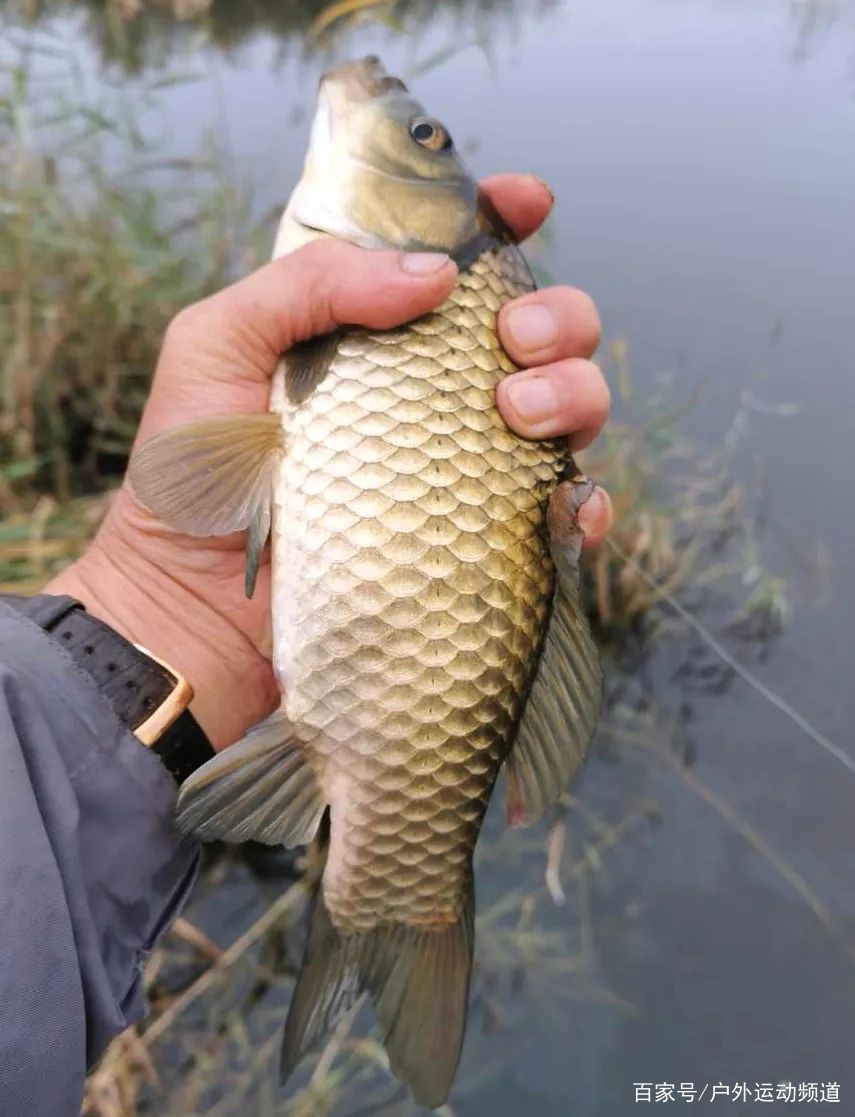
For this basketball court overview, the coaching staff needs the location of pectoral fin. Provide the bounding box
[284,330,340,404]
[176,710,325,847]
[245,500,272,599]
[129,414,284,538]
[506,476,603,827]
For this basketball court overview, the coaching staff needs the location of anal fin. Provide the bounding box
[506,476,603,827]
[175,710,325,847]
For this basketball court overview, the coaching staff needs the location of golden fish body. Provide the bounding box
[270,243,561,933]
[132,55,601,1109]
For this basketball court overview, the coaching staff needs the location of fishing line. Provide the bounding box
[604,538,855,778]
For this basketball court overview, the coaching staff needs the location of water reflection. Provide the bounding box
[6,0,854,73]
[789,0,855,62]
[5,0,558,70]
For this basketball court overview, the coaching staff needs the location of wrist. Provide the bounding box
[46,508,278,750]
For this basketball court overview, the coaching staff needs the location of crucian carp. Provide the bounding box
[130,55,602,1109]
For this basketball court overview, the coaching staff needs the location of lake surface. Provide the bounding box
[10,0,855,1112]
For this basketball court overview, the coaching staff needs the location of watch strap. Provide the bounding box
[2,594,214,785]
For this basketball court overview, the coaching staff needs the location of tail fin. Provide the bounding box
[281,878,475,1109]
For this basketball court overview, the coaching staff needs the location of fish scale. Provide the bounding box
[271,243,566,931]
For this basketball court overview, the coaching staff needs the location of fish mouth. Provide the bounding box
[319,55,408,101]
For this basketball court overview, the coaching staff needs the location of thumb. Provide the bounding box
[167,239,458,376]
[259,239,458,352]
[140,240,456,440]
[139,239,458,439]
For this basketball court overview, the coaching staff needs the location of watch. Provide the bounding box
[1,593,215,785]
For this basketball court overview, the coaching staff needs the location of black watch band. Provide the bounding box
[1,593,215,785]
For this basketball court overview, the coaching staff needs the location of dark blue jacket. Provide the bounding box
[0,599,198,1116]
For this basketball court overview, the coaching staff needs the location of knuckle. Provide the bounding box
[293,240,367,321]
[305,261,338,318]
[296,249,345,337]
[294,237,335,270]
[295,236,356,276]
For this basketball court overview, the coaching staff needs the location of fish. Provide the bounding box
[129,56,602,1109]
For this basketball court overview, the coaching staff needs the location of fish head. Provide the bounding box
[288,56,479,254]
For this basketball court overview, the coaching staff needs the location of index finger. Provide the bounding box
[478,174,554,243]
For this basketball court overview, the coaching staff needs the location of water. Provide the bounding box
[12,0,855,1112]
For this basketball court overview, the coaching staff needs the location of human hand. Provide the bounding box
[47,174,612,750]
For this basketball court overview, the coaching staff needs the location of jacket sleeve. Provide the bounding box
[0,599,199,1117]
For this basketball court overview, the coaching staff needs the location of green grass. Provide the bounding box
[0,37,265,521]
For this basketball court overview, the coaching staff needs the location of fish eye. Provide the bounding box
[409,117,453,152]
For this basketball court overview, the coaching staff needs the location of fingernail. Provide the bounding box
[577,486,612,544]
[401,252,451,275]
[505,303,558,352]
[505,375,560,423]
